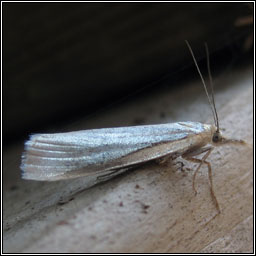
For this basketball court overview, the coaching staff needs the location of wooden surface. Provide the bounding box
[3,66,253,253]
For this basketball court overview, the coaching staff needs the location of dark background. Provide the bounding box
[3,2,253,145]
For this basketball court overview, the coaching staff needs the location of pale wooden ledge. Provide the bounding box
[3,67,253,253]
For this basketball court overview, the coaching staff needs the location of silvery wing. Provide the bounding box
[21,121,213,181]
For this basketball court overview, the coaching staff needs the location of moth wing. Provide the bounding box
[21,122,206,181]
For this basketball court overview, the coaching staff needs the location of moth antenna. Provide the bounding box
[185,40,217,128]
[205,42,220,132]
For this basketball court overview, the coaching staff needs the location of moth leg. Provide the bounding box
[174,160,192,172]
[182,147,220,213]
[175,161,185,172]
[156,153,190,172]
[182,146,213,193]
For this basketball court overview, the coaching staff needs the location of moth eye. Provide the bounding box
[212,133,221,143]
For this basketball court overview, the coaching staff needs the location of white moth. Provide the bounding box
[21,41,246,213]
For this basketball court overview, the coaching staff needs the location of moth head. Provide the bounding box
[212,130,223,143]
[212,129,224,144]
[212,128,248,147]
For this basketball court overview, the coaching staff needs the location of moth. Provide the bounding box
[21,41,246,213]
